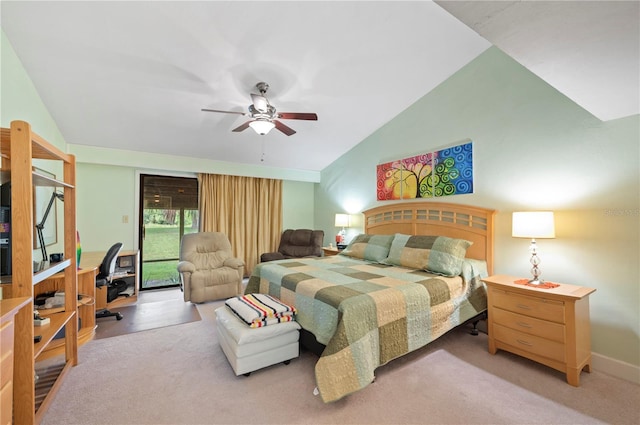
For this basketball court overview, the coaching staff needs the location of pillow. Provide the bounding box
[339,234,395,263]
[383,234,472,276]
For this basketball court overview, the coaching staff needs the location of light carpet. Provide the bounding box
[40,298,639,424]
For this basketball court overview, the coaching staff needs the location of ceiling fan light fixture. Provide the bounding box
[249,119,275,135]
[202,82,317,136]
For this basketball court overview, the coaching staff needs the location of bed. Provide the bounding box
[245,202,495,402]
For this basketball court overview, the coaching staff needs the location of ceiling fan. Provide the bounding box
[202,82,318,136]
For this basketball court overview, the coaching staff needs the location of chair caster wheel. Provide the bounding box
[116,313,124,320]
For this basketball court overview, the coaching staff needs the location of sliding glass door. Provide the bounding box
[139,175,198,290]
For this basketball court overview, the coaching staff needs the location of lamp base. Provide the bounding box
[527,278,545,285]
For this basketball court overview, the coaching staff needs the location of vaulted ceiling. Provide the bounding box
[2,1,638,173]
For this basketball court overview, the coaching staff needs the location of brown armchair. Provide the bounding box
[177,232,245,303]
[260,229,324,262]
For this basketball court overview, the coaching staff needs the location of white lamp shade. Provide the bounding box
[249,120,275,135]
[334,213,350,227]
[512,211,556,239]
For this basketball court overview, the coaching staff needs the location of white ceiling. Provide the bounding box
[436,0,640,122]
[2,1,638,173]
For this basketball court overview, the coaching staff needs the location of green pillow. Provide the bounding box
[339,234,395,263]
[383,234,472,276]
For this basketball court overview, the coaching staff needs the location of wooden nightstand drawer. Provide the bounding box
[493,323,565,363]
[492,307,565,343]
[491,288,565,323]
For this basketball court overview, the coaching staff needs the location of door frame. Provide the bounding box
[135,170,198,291]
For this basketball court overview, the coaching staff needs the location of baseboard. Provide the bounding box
[591,352,640,385]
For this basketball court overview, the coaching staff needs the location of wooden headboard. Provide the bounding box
[364,202,495,274]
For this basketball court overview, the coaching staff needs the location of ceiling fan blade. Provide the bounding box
[232,120,252,132]
[201,108,246,116]
[274,120,296,136]
[251,93,269,113]
[277,112,318,121]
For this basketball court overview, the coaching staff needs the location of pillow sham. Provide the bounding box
[382,234,472,277]
[339,234,395,263]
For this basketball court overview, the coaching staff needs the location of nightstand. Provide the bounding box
[483,274,596,386]
[322,246,340,256]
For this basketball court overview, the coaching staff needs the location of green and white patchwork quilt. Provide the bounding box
[245,255,487,402]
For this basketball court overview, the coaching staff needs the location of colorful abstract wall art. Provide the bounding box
[376,141,473,200]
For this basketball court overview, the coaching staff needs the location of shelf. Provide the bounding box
[4,120,78,424]
[105,293,137,309]
[112,272,135,279]
[34,359,73,423]
[36,294,94,315]
[38,325,96,361]
[0,259,72,286]
[33,259,71,285]
[32,169,74,188]
[35,361,65,415]
[0,125,75,162]
[0,296,32,316]
[0,171,72,189]
[33,310,75,359]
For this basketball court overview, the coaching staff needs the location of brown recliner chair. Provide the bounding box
[177,232,245,303]
[260,229,324,262]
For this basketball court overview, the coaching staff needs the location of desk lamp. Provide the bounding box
[512,211,555,285]
[35,191,64,262]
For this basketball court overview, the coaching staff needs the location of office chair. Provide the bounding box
[95,242,124,321]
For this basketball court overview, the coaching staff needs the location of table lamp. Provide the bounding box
[35,190,64,262]
[334,213,350,244]
[512,211,555,285]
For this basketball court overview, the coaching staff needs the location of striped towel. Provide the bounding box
[225,294,297,328]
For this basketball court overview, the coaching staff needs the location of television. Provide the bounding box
[0,182,11,276]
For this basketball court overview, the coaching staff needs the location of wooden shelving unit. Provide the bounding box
[1,120,78,424]
[1,296,32,425]
[33,266,99,361]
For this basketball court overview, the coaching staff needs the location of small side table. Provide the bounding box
[483,274,596,386]
[322,246,340,256]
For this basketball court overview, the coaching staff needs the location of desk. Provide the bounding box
[1,250,139,360]
[88,250,139,312]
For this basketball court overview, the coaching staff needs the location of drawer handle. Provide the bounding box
[516,321,532,329]
[516,339,533,347]
[516,304,531,310]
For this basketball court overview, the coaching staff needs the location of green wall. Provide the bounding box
[75,163,138,251]
[75,163,314,252]
[315,47,640,369]
[283,180,315,229]
[1,29,68,259]
[0,30,65,149]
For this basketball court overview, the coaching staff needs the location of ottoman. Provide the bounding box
[215,306,301,376]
